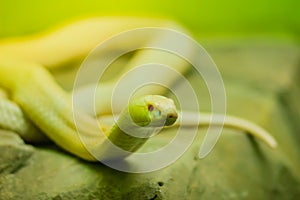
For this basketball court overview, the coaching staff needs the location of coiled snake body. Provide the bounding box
[0,17,277,161]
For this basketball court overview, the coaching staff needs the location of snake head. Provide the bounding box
[129,95,178,127]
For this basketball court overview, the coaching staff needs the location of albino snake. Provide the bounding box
[0,17,277,161]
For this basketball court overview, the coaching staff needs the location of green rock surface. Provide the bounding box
[0,130,34,175]
[0,38,300,199]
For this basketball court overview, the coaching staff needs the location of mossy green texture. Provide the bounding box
[0,131,34,175]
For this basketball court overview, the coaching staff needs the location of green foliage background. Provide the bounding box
[0,0,299,38]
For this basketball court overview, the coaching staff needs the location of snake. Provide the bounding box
[0,17,277,161]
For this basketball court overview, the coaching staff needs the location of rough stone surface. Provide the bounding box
[0,130,34,175]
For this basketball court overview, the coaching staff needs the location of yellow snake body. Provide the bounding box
[0,17,277,161]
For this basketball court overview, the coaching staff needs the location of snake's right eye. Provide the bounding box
[148,104,154,112]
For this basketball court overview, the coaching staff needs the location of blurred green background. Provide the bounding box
[0,0,299,38]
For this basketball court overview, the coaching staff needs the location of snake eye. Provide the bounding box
[148,104,154,112]
[147,104,162,118]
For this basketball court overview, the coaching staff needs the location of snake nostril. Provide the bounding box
[165,113,178,126]
[167,113,178,119]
